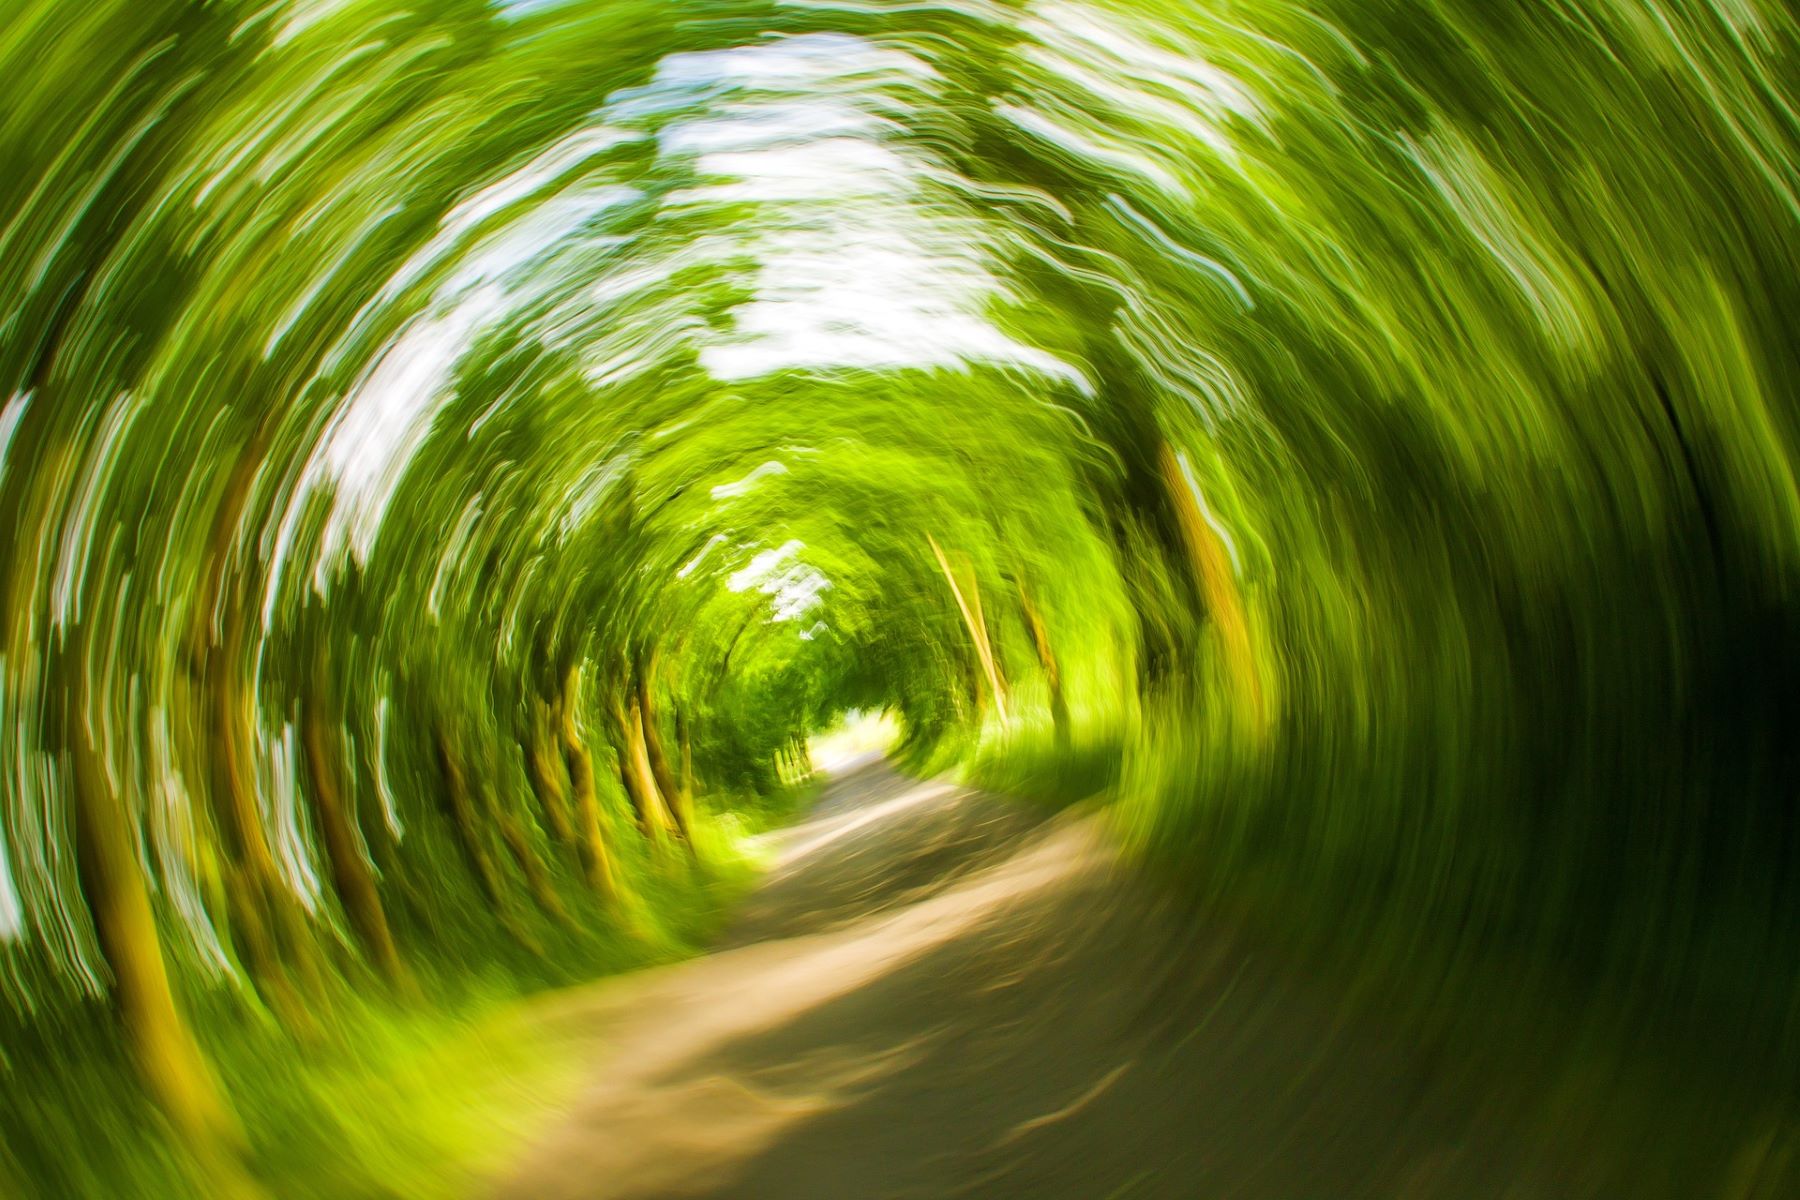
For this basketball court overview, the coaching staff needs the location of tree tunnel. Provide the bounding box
[3,0,1800,1195]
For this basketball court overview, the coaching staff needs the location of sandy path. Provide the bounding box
[493,761,1567,1199]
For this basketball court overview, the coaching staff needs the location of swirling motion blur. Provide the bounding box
[2,0,1798,1195]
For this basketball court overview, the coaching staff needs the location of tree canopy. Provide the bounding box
[3,0,1799,1193]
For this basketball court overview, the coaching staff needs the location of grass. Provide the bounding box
[0,809,775,1200]
[963,722,1124,808]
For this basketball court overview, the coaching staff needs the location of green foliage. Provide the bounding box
[2,0,1798,1192]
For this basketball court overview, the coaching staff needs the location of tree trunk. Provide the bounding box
[433,727,503,905]
[168,662,308,1033]
[677,710,693,799]
[494,808,570,927]
[928,533,1008,722]
[205,639,323,1031]
[301,689,406,989]
[1018,579,1070,743]
[193,422,324,1022]
[69,674,238,1148]
[635,651,693,846]
[434,726,537,952]
[964,561,1005,699]
[1156,442,1266,733]
[612,691,675,841]
[523,697,575,847]
[558,668,618,900]
[626,697,678,839]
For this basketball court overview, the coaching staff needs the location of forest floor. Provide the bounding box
[484,758,1631,1199]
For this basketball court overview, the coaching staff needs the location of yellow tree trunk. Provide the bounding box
[11,431,247,1183]
[1156,442,1267,735]
[928,534,1008,722]
[557,670,619,901]
[69,674,238,1147]
[523,697,576,847]
[612,692,675,841]
[635,651,693,847]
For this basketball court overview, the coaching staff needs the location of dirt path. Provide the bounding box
[492,760,1567,1199]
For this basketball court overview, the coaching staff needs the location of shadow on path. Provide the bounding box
[494,763,1571,1199]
